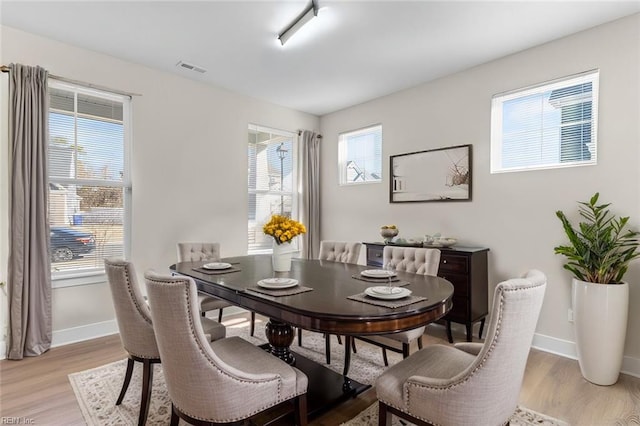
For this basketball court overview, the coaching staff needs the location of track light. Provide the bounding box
[278,0,319,46]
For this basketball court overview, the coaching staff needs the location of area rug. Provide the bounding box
[340,401,570,426]
[69,320,568,425]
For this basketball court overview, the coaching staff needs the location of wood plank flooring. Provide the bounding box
[1,314,638,425]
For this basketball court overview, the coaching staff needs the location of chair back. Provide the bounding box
[177,242,220,262]
[383,246,440,276]
[144,271,302,422]
[104,258,159,359]
[458,270,546,420]
[319,241,361,264]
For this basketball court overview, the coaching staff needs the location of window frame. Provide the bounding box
[338,124,383,186]
[490,70,599,174]
[48,80,132,288]
[247,124,299,255]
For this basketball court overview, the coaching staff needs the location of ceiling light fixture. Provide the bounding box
[277,0,319,46]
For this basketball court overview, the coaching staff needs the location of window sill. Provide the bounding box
[52,270,107,288]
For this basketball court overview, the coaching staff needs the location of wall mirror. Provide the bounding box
[390,144,472,203]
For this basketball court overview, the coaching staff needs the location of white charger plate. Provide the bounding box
[364,286,411,300]
[361,269,397,278]
[202,262,232,270]
[257,278,299,289]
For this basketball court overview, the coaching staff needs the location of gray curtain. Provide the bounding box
[7,63,52,359]
[299,130,320,259]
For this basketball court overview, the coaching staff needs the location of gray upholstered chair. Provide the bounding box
[298,241,362,364]
[144,271,308,426]
[104,258,225,426]
[356,246,441,366]
[376,270,547,426]
[177,242,257,335]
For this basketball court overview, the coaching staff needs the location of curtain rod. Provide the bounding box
[1,65,141,98]
[298,130,322,138]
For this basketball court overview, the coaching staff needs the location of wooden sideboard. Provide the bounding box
[363,242,489,343]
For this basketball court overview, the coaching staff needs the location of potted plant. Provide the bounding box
[554,193,639,385]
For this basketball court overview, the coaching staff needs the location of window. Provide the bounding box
[338,124,382,185]
[247,124,298,253]
[491,70,598,173]
[48,81,131,281]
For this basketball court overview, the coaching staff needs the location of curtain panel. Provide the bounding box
[7,63,52,359]
[299,130,320,259]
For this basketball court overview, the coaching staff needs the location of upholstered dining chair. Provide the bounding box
[297,241,362,364]
[376,270,547,426]
[144,271,308,426]
[104,258,226,426]
[177,242,257,335]
[356,246,441,366]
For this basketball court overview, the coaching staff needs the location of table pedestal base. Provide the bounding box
[265,319,295,365]
[257,344,370,423]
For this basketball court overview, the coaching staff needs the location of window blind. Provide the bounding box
[491,70,599,173]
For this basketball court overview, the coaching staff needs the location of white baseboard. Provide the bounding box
[532,332,640,379]
[51,319,119,348]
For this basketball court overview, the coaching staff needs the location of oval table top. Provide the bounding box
[171,254,454,336]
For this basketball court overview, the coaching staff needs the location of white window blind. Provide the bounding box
[247,124,298,253]
[338,124,382,185]
[491,70,599,173]
[48,81,131,279]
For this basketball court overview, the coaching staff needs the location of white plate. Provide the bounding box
[202,262,233,270]
[361,269,397,278]
[257,278,299,289]
[368,286,404,295]
[364,286,412,300]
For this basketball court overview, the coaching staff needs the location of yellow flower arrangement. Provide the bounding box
[263,215,307,245]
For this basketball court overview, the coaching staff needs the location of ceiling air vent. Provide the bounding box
[176,61,207,74]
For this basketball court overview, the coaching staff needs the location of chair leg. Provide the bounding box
[325,333,331,364]
[138,359,154,426]
[337,335,343,344]
[417,335,423,350]
[298,328,303,346]
[116,357,135,405]
[201,310,206,317]
[218,307,223,323]
[479,318,486,340]
[352,338,357,353]
[250,311,256,337]
[170,404,180,426]
[382,348,389,366]
[402,343,410,359]
[293,394,308,426]
[446,320,454,343]
[378,401,392,426]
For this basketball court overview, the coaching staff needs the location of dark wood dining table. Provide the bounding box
[170,254,454,418]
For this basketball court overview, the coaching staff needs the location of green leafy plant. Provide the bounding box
[554,193,640,284]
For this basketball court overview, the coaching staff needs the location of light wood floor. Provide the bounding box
[1,313,639,425]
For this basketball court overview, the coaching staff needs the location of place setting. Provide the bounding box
[246,276,314,297]
[192,261,242,275]
[348,264,427,308]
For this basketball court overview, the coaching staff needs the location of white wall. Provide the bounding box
[0,25,319,347]
[319,14,640,371]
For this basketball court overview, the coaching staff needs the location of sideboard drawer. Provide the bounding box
[439,254,468,274]
[438,272,469,297]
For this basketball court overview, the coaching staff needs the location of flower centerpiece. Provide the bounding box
[263,215,306,271]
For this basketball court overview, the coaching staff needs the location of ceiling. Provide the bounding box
[2,1,639,116]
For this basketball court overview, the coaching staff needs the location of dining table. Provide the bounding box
[170,254,454,418]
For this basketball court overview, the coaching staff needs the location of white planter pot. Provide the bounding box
[572,278,629,385]
[272,241,293,272]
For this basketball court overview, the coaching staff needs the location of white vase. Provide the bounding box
[272,241,293,272]
[572,278,629,385]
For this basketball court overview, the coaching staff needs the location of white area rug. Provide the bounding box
[69,320,568,425]
[340,401,569,426]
